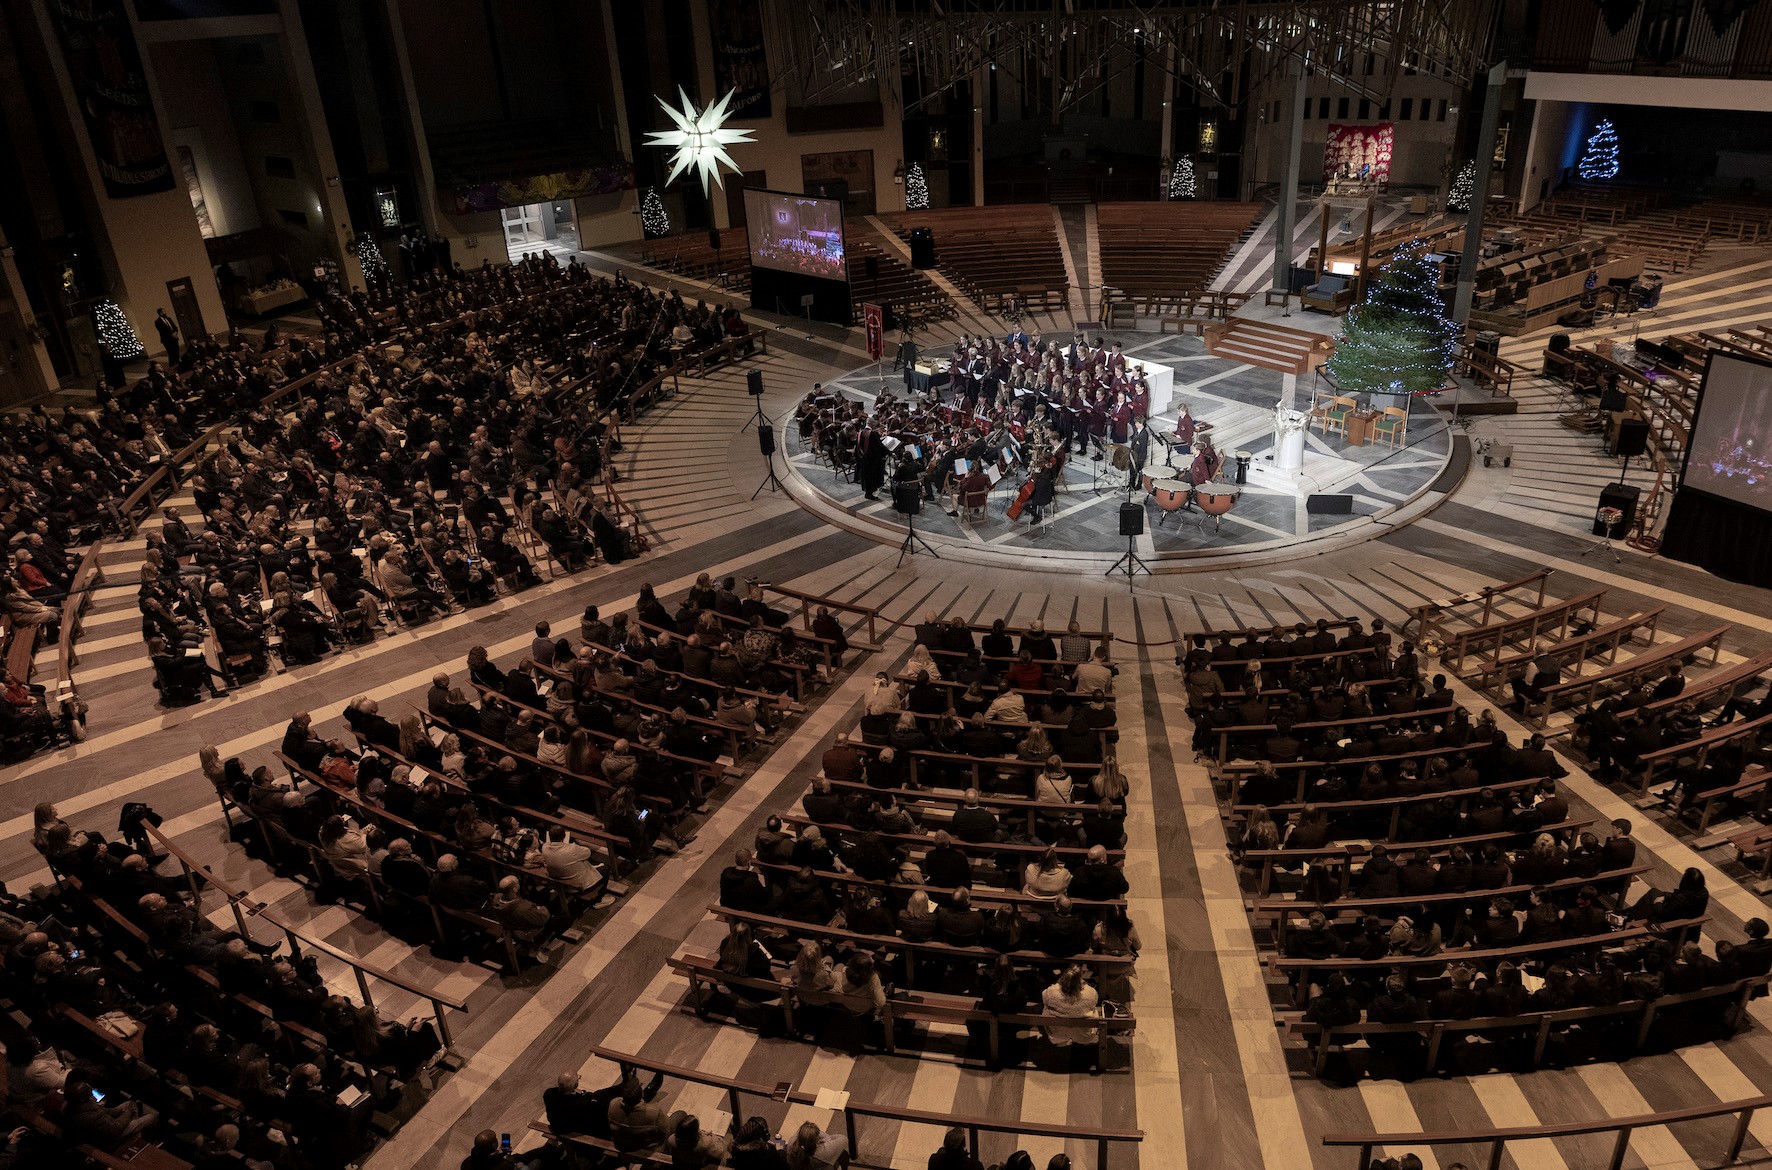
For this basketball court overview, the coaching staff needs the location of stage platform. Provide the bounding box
[781,331,1459,573]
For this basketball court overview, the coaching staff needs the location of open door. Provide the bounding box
[166,277,206,343]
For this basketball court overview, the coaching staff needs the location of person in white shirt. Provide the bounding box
[541,825,601,889]
[1072,648,1117,695]
[985,686,1028,724]
[1041,964,1100,1048]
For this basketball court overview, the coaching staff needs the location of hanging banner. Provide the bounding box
[1322,123,1395,183]
[708,0,771,119]
[863,302,884,361]
[46,0,176,198]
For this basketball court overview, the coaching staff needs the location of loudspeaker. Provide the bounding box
[708,228,722,251]
[1599,385,1628,413]
[897,340,919,369]
[863,255,880,280]
[909,227,936,269]
[1118,501,1144,536]
[1596,482,1640,535]
[747,369,764,396]
[1305,493,1354,515]
[1613,416,1649,458]
[892,482,923,516]
[757,424,775,456]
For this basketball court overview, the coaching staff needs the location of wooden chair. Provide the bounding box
[1315,395,1357,438]
[1373,406,1408,448]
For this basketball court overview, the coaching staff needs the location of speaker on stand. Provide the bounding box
[1106,502,1151,582]
[742,368,766,432]
[892,480,940,567]
[909,227,936,269]
[751,423,784,499]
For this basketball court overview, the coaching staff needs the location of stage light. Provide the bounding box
[644,87,756,195]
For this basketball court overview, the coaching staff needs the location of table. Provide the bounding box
[1345,408,1382,447]
[906,362,951,397]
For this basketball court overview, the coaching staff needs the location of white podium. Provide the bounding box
[1274,411,1308,473]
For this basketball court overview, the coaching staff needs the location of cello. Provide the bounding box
[1006,476,1037,521]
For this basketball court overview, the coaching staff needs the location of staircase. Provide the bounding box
[1048,172,1092,205]
[1205,317,1332,375]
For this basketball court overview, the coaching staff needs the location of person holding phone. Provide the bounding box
[60,1069,159,1149]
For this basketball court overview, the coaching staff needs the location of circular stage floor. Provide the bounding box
[779,332,1458,574]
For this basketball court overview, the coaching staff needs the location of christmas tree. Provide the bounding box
[1324,242,1456,398]
[1169,156,1197,200]
[1578,118,1620,181]
[1446,160,1475,213]
[641,188,670,238]
[904,163,929,210]
[354,235,385,273]
[94,299,144,360]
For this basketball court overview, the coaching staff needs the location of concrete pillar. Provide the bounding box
[380,0,442,237]
[0,226,55,402]
[1453,61,1509,327]
[972,63,986,207]
[277,0,364,290]
[1272,69,1307,292]
[1158,43,1176,196]
[27,0,228,348]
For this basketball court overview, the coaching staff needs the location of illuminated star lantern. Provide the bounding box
[644,87,755,194]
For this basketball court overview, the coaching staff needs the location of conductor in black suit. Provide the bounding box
[857,425,888,501]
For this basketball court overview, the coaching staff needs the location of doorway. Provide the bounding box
[501,200,580,262]
[166,277,206,345]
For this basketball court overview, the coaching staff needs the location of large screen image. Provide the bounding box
[744,189,846,281]
[1686,352,1772,510]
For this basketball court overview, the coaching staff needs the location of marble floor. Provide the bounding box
[13,232,1772,1170]
[786,333,1451,568]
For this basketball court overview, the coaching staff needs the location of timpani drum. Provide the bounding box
[1196,483,1237,532]
[1152,479,1190,527]
[1141,466,1168,494]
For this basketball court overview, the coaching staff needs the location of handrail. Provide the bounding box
[1409,568,1553,648]
[763,582,881,648]
[1322,1092,1772,1170]
[582,1043,1142,1170]
[48,535,105,707]
[144,821,468,1046]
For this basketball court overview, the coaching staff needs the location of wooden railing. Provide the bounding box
[763,583,882,648]
[575,1044,1142,1170]
[145,822,469,1047]
[1323,1091,1772,1170]
[1408,567,1553,649]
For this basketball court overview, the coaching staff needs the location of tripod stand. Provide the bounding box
[741,394,765,433]
[752,445,785,498]
[896,505,940,568]
[1582,505,1624,564]
[1105,533,1151,581]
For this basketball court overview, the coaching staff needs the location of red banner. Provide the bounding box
[863,302,884,361]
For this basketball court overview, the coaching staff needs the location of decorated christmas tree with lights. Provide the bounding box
[1169,156,1197,199]
[640,188,670,238]
[354,235,385,273]
[94,299,144,360]
[1446,160,1475,213]
[1324,242,1456,398]
[1578,118,1620,181]
[904,163,929,210]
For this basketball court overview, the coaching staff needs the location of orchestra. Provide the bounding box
[794,327,1227,525]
